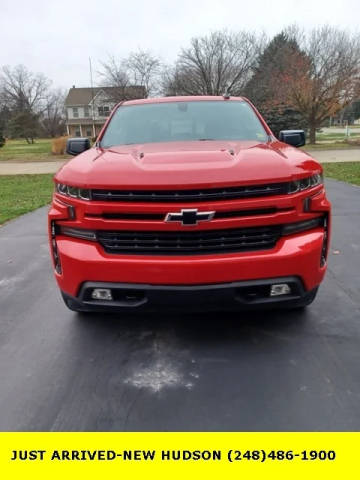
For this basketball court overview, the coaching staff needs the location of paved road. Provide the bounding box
[0,179,359,431]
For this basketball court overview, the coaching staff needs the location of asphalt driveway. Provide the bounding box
[0,179,359,431]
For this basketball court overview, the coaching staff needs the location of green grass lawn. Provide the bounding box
[0,174,54,224]
[0,138,69,161]
[322,162,360,186]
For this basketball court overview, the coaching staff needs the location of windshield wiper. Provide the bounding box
[197,138,215,141]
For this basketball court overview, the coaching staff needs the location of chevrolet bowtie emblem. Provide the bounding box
[165,208,215,226]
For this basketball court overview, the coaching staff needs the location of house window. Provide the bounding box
[98,106,110,117]
[75,129,81,137]
[84,106,90,118]
[73,107,79,118]
[86,129,92,137]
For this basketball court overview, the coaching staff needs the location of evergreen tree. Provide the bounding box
[244,32,307,138]
[8,111,40,144]
[0,108,8,147]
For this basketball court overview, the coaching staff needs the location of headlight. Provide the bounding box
[55,183,91,200]
[288,174,323,193]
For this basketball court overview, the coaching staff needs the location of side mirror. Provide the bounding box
[279,130,306,148]
[66,137,91,156]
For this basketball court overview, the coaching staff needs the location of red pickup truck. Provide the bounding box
[48,96,331,312]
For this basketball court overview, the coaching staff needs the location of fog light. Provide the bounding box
[270,284,291,296]
[91,288,113,301]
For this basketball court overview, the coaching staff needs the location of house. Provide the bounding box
[329,100,360,126]
[64,86,146,138]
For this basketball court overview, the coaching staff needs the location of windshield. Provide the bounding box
[100,100,268,147]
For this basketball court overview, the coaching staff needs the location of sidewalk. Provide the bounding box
[0,160,66,175]
[306,148,360,163]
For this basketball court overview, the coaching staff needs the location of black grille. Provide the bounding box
[97,225,282,255]
[91,183,289,202]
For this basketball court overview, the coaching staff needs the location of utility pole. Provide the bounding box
[89,57,96,138]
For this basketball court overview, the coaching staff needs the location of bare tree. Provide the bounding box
[99,56,130,91]
[283,26,360,143]
[99,49,161,99]
[163,30,263,96]
[40,88,66,137]
[0,64,53,142]
[0,64,51,113]
[125,49,161,96]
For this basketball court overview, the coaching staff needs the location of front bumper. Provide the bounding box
[53,227,327,297]
[61,276,317,312]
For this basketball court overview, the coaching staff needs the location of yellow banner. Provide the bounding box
[0,432,358,479]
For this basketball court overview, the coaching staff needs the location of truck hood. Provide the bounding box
[55,140,321,189]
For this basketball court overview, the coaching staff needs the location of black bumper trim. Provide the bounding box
[61,277,317,312]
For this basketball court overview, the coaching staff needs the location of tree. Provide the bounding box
[125,49,161,97]
[0,122,5,147]
[163,30,262,96]
[99,56,130,101]
[40,88,66,137]
[283,26,360,143]
[260,106,305,138]
[0,105,10,144]
[8,111,40,144]
[100,49,161,98]
[244,32,308,137]
[0,64,53,142]
[0,64,50,113]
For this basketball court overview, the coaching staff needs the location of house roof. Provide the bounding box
[65,86,146,106]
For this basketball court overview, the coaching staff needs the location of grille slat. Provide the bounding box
[91,183,289,202]
[97,226,282,255]
[86,207,279,221]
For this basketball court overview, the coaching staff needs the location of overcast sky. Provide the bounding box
[1,0,359,91]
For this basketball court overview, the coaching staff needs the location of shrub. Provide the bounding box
[345,138,360,146]
[51,136,69,155]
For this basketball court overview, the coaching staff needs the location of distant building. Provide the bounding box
[329,99,360,126]
[64,86,146,137]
